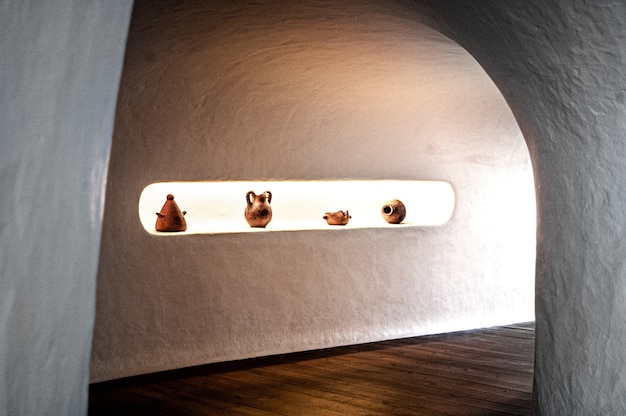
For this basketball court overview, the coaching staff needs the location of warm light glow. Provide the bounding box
[140,180,456,235]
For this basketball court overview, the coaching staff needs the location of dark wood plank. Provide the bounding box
[89,323,535,415]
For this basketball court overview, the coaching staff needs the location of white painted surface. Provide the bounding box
[0,1,132,414]
[90,0,535,383]
[1,0,621,414]
[414,1,626,414]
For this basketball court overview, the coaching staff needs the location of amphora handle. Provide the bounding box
[246,191,256,206]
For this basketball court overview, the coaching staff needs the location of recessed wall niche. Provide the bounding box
[140,180,455,234]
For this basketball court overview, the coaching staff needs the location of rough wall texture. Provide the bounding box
[412,0,626,414]
[90,0,535,383]
[0,1,132,414]
[0,0,621,414]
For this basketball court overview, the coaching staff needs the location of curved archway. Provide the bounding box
[2,1,622,414]
[410,1,626,413]
[92,0,537,392]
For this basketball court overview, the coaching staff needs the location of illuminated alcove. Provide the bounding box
[91,0,536,383]
[140,180,455,234]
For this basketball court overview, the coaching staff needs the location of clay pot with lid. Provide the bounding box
[155,194,187,232]
[245,190,272,228]
[381,199,406,224]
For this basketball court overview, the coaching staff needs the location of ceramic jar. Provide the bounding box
[155,194,187,232]
[323,210,351,225]
[245,190,272,228]
[381,199,406,224]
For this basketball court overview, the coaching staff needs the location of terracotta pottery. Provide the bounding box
[245,190,272,228]
[155,194,187,232]
[323,210,351,225]
[381,199,406,224]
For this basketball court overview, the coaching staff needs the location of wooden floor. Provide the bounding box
[89,323,535,416]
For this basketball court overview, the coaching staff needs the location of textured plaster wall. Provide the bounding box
[90,0,536,382]
[1,0,622,414]
[0,1,132,415]
[413,0,626,414]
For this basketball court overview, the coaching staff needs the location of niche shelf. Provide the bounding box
[139,180,455,235]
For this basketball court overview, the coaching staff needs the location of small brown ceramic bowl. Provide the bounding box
[323,210,351,225]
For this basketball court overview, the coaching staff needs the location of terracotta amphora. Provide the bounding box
[155,194,187,232]
[381,199,406,224]
[245,190,272,228]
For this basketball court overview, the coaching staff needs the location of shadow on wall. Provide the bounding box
[90,0,536,383]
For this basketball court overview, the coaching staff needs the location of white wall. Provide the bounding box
[2,1,622,414]
[414,1,626,414]
[0,1,132,414]
[90,0,536,382]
